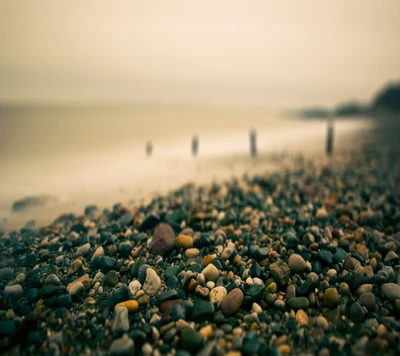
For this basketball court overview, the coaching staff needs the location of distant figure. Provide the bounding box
[326,118,334,156]
[192,134,199,157]
[250,128,257,157]
[146,141,153,157]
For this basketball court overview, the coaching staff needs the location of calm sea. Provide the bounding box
[0,105,372,229]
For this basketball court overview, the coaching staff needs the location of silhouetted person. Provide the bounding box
[146,141,153,157]
[250,128,257,157]
[326,118,334,156]
[192,134,199,157]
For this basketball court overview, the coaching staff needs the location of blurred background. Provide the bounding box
[0,0,399,229]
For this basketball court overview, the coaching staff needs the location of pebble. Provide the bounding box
[202,263,219,282]
[75,243,91,257]
[128,280,142,295]
[44,274,61,285]
[115,300,139,313]
[381,283,400,301]
[179,327,204,354]
[315,316,329,331]
[359,292,376,311]
[221,288,244,316]
[323,288,340,308]
[288,254,306,273]
[91,246,104,262]
[103,270,119,287]
[185,248,200,258]
[3,284,23,301]
[209,286,227,304]
[316,207,328,220]
[109,334,135,355]
[67,259,83,276]
[69,282,85,296]
[287,297,309,311]
[150,223,175,257]
[270,260,291,285]
[113,306,130,333]
[191,299,215,321]
[349,302,365,323]
[143,268,161,295]
[176,234,194,249]
[296,309,309,326]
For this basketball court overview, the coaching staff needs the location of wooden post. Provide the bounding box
[250,129,257,157]
[326,117,334,156]
[146,141,153,157]
[192,134,199,157]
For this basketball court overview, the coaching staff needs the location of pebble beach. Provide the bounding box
[1,120,400,356]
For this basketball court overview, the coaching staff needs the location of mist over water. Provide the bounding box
[0,105,372,229]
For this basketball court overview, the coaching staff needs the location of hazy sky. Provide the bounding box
[1,0,399,108]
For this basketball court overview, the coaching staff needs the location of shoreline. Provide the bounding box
[0,125,400,354]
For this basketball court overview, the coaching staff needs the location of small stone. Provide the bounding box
[288,254,306,273]
[150,223,175,257]
[357,284,373,295]
[113,306,130,333]
[179,327,204,354]
[287,297,309,311]
[91,246,104,262]
[103,270,119,287]
[66,274,90,292]
[359,293,376,311]
[45,274,61,286]
[191,299,215,322]
[115,300,139,313]
[199,324,213,339]
[69,282,85,296]
[75,243,91,257]
[171,304,186,321]
[316,207,328,220]
[381,283,400,301]
[279,345,291,356]
[221,288,244,316]
[202,264,219,282]
[349,302,365,323]
[315,316,329,331]
[296,309,309,326]
[221,247,234,260]
[185,248,200,258]
[176,234,194,249]
[67,259,83,277]
[5,309,15,320]
[143,268,161,296]
[3,284,23,301]
[128,280,142,295]
[270,260,291,285]
[339,282,350,296]
[118,242,133,258]
[265,282,278,295]
[377,324,387,337]
[323,288,340,308]
[209,286,227,304]
[57,294,72,307]
[201,255,215,267]
[109,333,135,355]
[0,268,14,282]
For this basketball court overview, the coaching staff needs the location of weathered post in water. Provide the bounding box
[250,129,257,157]
[192,134,199,157]
[326,117,334,156]
[146,141,153,157]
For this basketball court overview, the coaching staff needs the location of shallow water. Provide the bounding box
[0,105,372,229]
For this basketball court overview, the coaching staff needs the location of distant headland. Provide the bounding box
[298,81,400,119]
